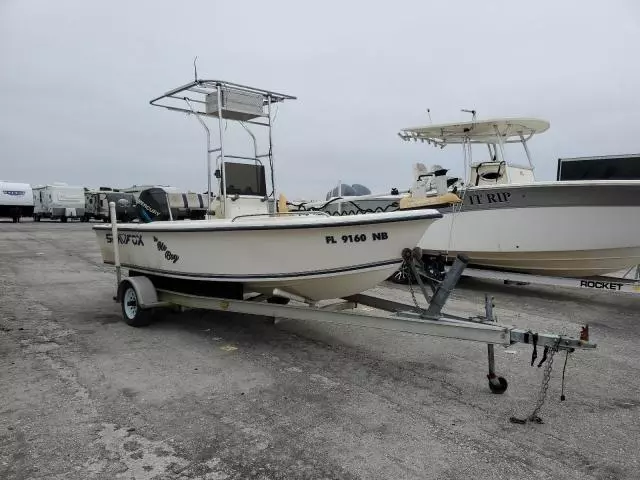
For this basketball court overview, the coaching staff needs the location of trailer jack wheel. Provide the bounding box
[488,375,508,394]
[120,285,154,327]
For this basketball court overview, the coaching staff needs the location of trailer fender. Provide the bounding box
[117,276,163,309]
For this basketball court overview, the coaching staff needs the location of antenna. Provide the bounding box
[193,56,199,81]
[426,108,433,124]
[461,109,477,122]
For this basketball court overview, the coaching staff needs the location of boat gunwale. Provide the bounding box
[92,210,442,233]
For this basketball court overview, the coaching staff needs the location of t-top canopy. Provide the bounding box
[398,118,550,147]
[149,79,296,121]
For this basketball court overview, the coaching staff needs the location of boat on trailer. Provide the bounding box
[97,76,596,409]
[292,116,640,278]
[93,78,442,301]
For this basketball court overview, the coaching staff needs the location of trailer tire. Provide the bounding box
[120,284,154,327]
[12,216,19,223]
[488,376,508,394]
[61,216,68,223]
[267,296,290,305]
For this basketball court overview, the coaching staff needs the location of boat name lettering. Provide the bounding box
[325,232,388,245]
[467,192,511,206]
[152,236,180,263]
[580,280,624,291]
[106,232,145,246]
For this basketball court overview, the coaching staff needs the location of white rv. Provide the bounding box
[0,181,34,222]
[122,184,179,200]
[33,184,85,222]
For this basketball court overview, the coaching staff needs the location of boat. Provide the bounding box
[93,78,441,301]
[290,116,640,277]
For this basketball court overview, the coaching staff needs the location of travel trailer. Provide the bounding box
[33,184,85,222]
[122,185,178,200]
[0,181,34,222]
[84,190,136,222]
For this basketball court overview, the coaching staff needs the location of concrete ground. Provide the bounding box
[1,220,639,480]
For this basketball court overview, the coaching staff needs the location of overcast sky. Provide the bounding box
[1,0,639,198]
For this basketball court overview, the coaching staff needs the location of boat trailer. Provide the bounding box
[393,255,640,296]
[106,203,595,419]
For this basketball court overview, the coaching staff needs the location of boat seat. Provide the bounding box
[474,161,506,185]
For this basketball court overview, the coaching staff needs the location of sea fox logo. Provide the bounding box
[106,232,145,246]
[2,190,25,196]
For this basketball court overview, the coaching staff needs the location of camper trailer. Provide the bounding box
[122,185,178,201]
[84,190,136,222]
[0,181,34,222]
[33,184,85,222]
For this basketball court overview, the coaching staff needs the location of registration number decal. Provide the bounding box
[325,232,388,244]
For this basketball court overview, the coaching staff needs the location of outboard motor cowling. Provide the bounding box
[325,183,371,200]
[136,188,171,222]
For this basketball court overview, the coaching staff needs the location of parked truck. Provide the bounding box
[33,184,85,222]
[0,181,34,222]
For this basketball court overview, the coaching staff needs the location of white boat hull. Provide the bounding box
[420,205,640,276]
[94,211,440,300]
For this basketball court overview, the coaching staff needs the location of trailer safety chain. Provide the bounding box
[510,337,561,424]
[530,332,539,366]
[403,250,437,314]
[560,349,570,402]
[405,260,422,313]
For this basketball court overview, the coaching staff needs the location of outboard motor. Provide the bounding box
[351,184,371,196]
[325,183,371,200]
[136,188,171,222]
[326,184,356,200]
[412,163,450,197]
[104,192,136,222]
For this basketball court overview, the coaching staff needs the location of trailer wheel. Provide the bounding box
[488,376,508,394]
[120,285,154,327]
[61,216,68,223]
[12,216,19,223]
[267,296,290,305]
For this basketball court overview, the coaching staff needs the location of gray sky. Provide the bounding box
[2,0,640,198]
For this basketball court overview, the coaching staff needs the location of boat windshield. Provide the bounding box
[224,162,267,197]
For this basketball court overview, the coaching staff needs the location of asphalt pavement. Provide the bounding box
[1,220,639,479]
